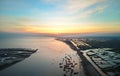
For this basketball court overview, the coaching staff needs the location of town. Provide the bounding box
[56,37,120,76]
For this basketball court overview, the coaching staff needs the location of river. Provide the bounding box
[0,37,84,76]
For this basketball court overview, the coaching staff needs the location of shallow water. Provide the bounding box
[0,37,82,76]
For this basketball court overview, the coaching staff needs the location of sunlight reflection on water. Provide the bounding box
[0,37,80,76]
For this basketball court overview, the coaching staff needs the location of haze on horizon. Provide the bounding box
[0,0,120,34]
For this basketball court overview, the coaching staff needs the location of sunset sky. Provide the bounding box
[0,0,120,34]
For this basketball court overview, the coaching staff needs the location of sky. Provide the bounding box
[0,0,120,34]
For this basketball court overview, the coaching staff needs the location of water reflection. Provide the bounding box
[0,37,81,76]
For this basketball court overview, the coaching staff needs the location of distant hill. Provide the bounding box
[57,33,120,38]
[0,32,55,38]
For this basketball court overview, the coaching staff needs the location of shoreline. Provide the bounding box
[0,48,38,71]
[56,39,103,76]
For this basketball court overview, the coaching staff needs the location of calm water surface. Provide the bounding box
[0,37,81,76]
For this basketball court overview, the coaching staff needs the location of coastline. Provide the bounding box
[0,48,38,71]
[56,38,103,76]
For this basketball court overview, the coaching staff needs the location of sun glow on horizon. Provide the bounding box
[0,0,120,34]
[16,23,120,34]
